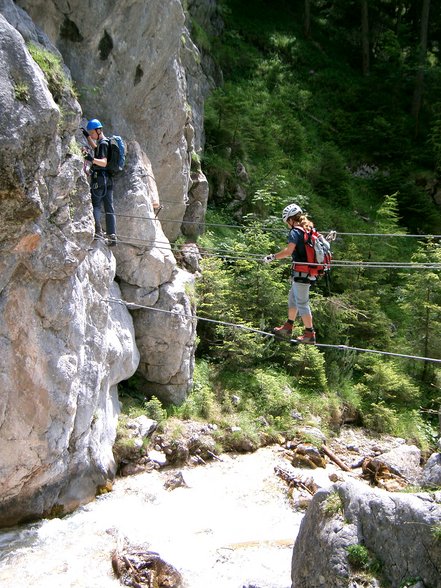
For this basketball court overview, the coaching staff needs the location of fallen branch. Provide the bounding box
[322,445,352,472]
[207,450,223,462]
[274,466,317,495]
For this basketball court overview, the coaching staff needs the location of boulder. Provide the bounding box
[291,479,441,588]
[376,444,422,484]
[422,452,441,488]
[109,141,197,404]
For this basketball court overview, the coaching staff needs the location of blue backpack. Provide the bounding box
[106,135,126,174]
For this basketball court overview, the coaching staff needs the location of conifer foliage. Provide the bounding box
[192,0,441,445]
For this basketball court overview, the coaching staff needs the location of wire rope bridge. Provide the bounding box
[107,298,441,365]
[104,211,441,364]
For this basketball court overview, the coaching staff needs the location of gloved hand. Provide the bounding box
[81,127,89,138]
[262,254,276,263]
[84,153,93,162]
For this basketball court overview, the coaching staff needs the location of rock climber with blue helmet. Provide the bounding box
[81,119,117,247]
[262,202,316,344]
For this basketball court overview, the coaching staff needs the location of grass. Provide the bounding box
[14,81,30,102]
[27,42,77,103]
[321,490,343,517]
[118,353,438,461]
[346,543,382,576]
[431,523,441,542]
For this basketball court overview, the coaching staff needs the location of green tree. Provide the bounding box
[399,240,441,383]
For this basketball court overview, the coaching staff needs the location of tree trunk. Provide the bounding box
[421,283,431,382]
[411,0,431,136]
[304,0,311,38]
[360,0,370,76]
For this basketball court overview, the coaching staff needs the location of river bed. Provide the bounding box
[0,446,334,588]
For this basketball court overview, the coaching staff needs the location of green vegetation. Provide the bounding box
[321,490,343,517]
[347,543,382,576]
[27,42,77,103]
[67,137,82,157]
[183,0,441,448]
[431,522,441,542]
[144,396,168,424]
[14,81,30,102]
[118,0,441,453]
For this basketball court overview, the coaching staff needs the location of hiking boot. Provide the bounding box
[93,231,105,242]
[296,330,316,344]
[107,233,117,247]
[273,322,293,337]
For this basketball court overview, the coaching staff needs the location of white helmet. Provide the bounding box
[282,203,302,222]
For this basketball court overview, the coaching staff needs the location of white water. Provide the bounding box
[0,446,332,588]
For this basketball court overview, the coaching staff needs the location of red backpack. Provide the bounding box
[292,226,332,278]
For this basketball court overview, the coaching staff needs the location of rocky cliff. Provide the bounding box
[15,0,214,243]
[0,0,215,526]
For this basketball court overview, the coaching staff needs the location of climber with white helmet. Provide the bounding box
[81,118,117,247]
[262,202,316,344]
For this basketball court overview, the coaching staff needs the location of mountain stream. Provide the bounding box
[0,445,337,588]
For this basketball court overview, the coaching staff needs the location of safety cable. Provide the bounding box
[107,297,441,364]
[107,211,441,239]
[104,234,441,270]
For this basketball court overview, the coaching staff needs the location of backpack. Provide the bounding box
[106,135,126,174]
[292,226,332,278]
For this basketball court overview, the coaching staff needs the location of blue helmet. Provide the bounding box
[86,118,103,131]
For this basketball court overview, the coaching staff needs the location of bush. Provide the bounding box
[144,396,167,424]
[175,360,219,421]
[355,356,421,409]
[321,490,343,517]
[307,142,351,206]
[287,345,329,394]
[362,401,399,434]
[431,523,441,542]
[346,544,381,574]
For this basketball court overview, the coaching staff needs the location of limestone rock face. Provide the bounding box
[0,12,139,526]
[0,0,206,526]
[111,140,197,404]
[291,480,441,588]
[16,0,212,242]
[132,268,196,405]
[182,169,209,240]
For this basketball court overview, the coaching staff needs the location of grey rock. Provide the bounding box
[133,416,157,439]
[179,242,202,274]
[182,170,209,239]
[0,14,137,526]
[291,479,441,588]
[133,268,196,405]
[298,426,327,444]
[422,452,441,488]
[0,0,210,525]
[148,450,168,467]
[376,444,422,483]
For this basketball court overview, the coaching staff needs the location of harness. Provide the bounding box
[91,169,110,195]
[292,271,316,284]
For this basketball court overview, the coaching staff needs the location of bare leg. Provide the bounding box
[300,314,313,329]
[288,308,298,321]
